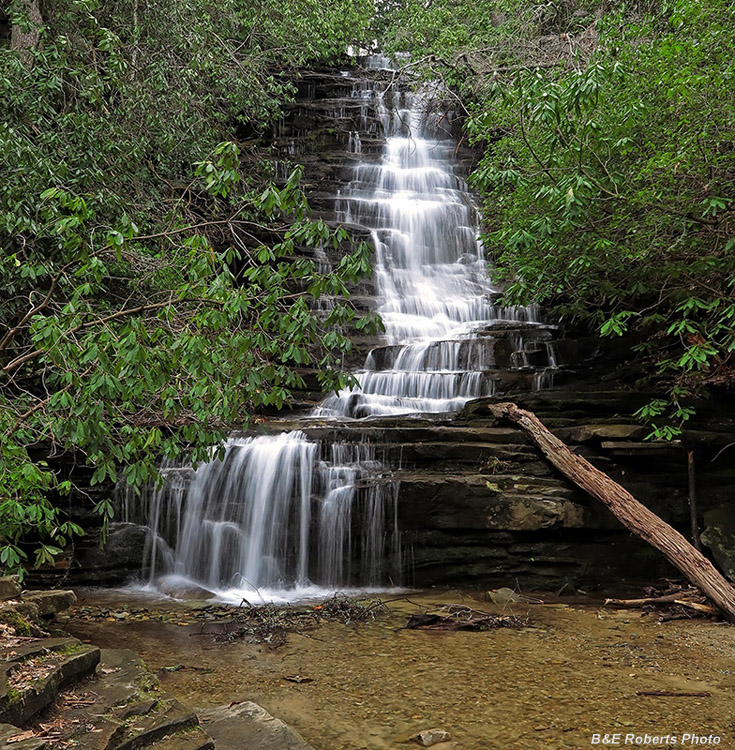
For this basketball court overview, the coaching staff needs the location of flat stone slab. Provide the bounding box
[1,637,79,663]
[113,700,198,750]
[90,649,151,709]
[199,701,313,750]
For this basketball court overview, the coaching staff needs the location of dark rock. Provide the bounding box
[701,505,735,581]
[74,523,150,584]
[396,473,595,531]
[22,590,76,617]
[0,577,21,603]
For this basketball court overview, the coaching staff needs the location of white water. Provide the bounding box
[316,85,539,418]
[125,61,557,602]
[125,432,400,601]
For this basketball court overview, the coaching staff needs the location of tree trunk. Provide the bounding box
[487,402,735,622]
[11,0,42,68]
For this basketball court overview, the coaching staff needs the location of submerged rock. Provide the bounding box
[157,580,216,601]
[199,701,313,750]
[410,728,452,746]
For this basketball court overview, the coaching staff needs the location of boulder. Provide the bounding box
[22,590,77,617]
[0,576,21,602]
[199,701,313,750]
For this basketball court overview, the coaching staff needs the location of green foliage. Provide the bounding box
[0,0,376,572]
[387,0,735,436]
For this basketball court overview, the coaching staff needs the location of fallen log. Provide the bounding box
[487,402,735,622]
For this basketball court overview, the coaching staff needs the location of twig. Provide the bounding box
[636,690,711,698]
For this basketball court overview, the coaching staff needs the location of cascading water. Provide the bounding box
[316,84,540,418]
[127,433,400,601]
[124,59,558,602]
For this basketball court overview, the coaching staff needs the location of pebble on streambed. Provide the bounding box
[409,728,452,746]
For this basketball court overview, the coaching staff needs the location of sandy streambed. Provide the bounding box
[63,589,735,749]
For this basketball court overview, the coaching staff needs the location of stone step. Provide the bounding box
[111,700,199,750]
[25,649,211,750]
[1,637,79,663]
[0,642,100,726]
[285,422,531,445]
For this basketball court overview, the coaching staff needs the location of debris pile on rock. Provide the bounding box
[405,603,528,631]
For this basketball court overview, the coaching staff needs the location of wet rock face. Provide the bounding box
[73,522,150,584]
[397,473,593,532]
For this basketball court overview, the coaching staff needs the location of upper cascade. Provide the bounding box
[316,74,542,418]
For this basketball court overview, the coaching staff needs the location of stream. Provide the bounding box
[65,589,735,750]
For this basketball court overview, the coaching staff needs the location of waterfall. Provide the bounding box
[316,84,540,418]
[125,58,558,602]
[127,434,400,600]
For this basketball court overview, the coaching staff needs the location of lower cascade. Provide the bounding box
[125,433,400,600]
[124,59,558,602]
